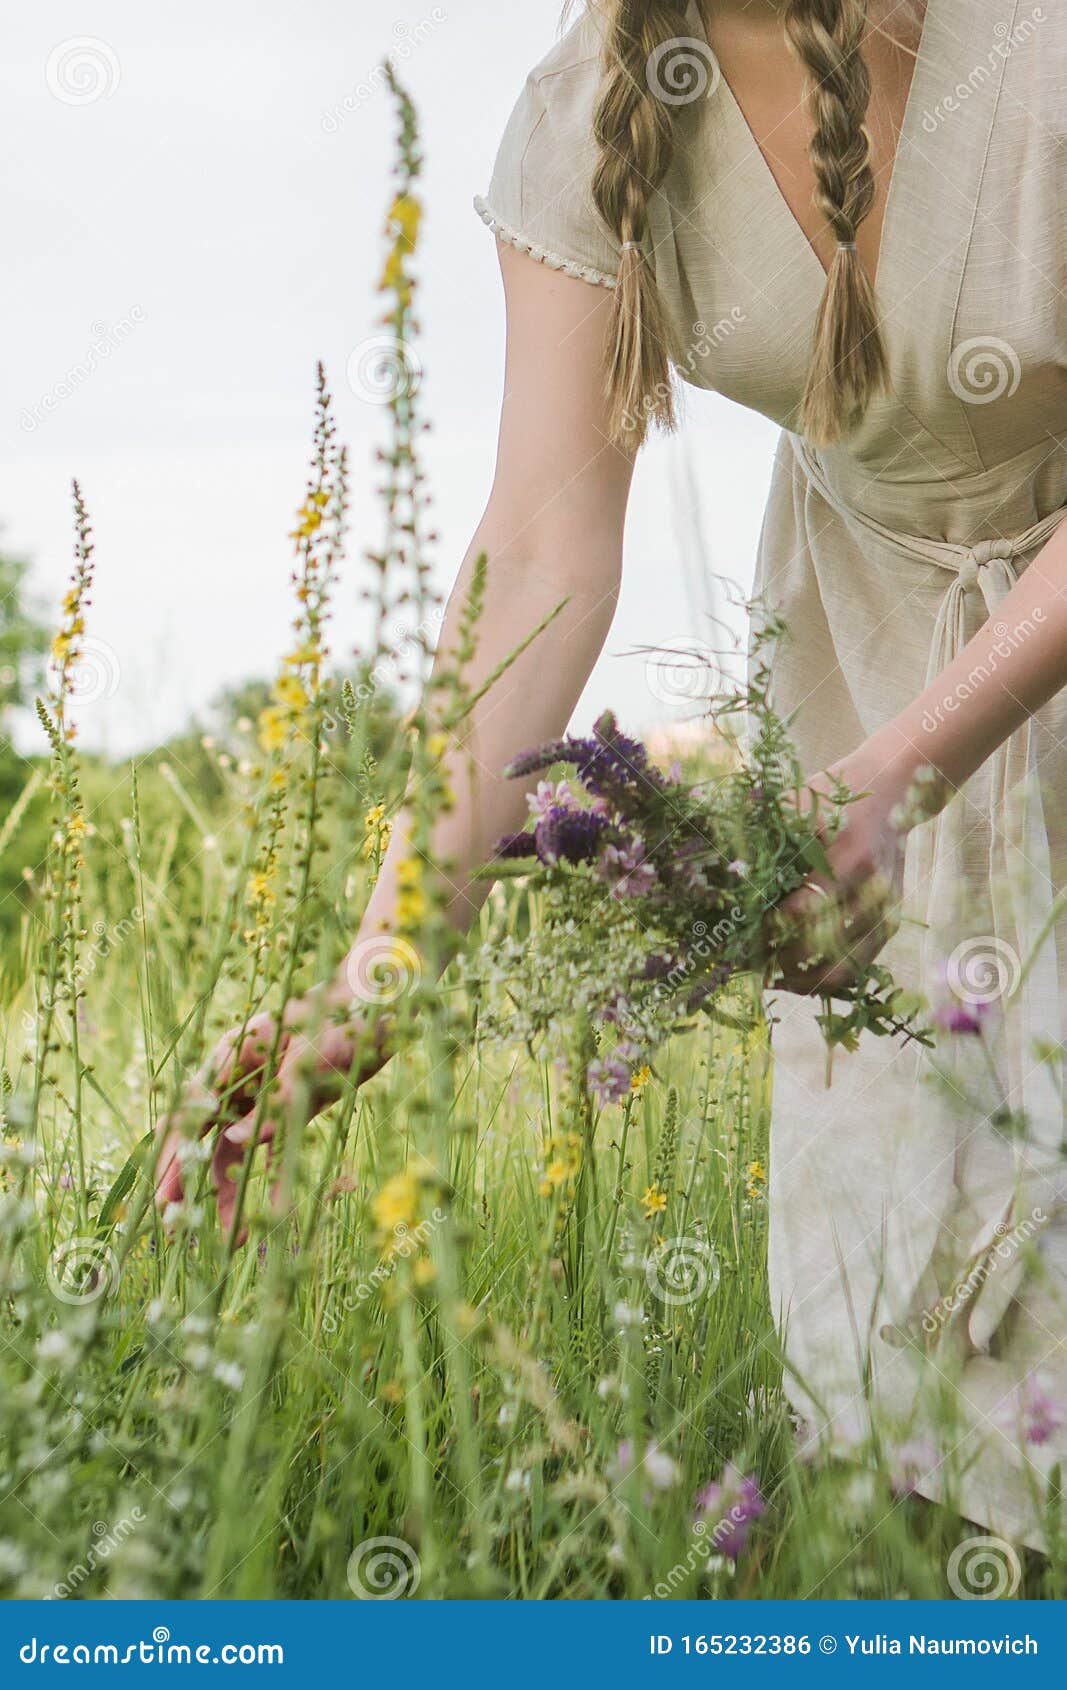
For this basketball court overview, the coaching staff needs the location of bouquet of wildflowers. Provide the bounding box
[474,625,928,1103]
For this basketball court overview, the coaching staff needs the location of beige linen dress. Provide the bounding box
[477,0,1067,1548]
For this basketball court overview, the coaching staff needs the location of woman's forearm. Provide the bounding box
[855,521,1067,803]
[337,511,624,983]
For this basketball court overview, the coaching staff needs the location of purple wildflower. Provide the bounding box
[59,1161,74,1191]
[587,1056,631,1106]
[932,997,989,1036]
[493,830,538,860]
[931,960,993,1036]
[600,836,658,898]
[998,1373,1064,1446]
[694,1463,766,1560]
[527,779,573,818]
[504,712,663,802]
[534,805,608,866]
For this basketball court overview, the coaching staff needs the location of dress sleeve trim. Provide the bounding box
[473,196,617,289]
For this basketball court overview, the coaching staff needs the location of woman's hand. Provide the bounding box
[771,744,918,996]
[153,992,387,1238]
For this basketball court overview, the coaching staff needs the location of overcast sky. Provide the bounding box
[3,0,778,755]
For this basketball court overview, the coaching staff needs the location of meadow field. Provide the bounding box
[0,79,1062,1604]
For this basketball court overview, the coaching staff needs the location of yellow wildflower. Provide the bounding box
[246,872,275,908]
[257,706,289,753]
[371,1171,419,1243]
[642,1183,668,1219]
[283,642,320,667]
[631,1065,652,1094]
[387,192,422,254]
[289,501,324,541]
[746,1160,767,1200]
[273,674,308,711]
[413,1256,437,1287]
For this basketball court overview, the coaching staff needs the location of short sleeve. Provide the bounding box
[474,24,619,290]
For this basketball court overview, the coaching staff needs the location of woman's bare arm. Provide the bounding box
[341,243,635,961]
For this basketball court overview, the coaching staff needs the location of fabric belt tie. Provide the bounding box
[791,435,1066,1352]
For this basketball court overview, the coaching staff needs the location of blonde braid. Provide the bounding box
[784,0,888,442]
[590,1,695,443]
[589,1,894,446]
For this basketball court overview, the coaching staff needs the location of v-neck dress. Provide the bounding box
[476,0,1067,1548]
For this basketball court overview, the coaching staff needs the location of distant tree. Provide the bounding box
[0,545,49,725]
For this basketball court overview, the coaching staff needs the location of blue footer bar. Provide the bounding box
[1,1600,1064,1683]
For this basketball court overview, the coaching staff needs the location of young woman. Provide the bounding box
[160,0,1067,1548]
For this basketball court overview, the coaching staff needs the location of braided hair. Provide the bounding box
[589,1,896,445]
